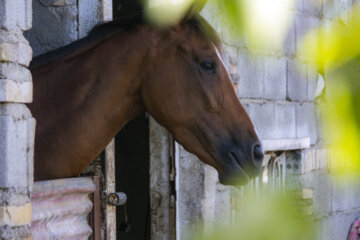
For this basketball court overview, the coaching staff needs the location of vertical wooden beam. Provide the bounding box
[105,139,116,240]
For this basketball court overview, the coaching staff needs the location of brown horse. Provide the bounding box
[27,13,264,185]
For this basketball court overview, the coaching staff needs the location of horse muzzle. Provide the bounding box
[218,143,264,186]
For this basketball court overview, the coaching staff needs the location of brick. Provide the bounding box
[0,63,32,83]
[0,80,33,103]
[307,66,318,101]
[302,188,313,199]
[263,56,287,100]
[0,188,29,206]
[302,172,332,216]
[0,203,32,227]
[303,0,322,17]
[0,0,32,31]
[295,14,320,58]
[284,20,296,56]
[296,103,317,145]
[0,225,32,240]
[0,63,32,103]
[0,104,34,188]
[287,59,308,101]
[323,0,352,21]
[295,0,304,12]
[237,54,264,99]
[242,100,296,140]
[331,175,360,212]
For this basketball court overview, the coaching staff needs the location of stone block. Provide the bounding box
[0,41,32,66]
[0,80,33,103]
[307,67,319,101]
[0,203,32,227]
[287,58,307,101]
[0,63,32,103]
[331,175,360,212]
[323,0,352,21]
[283,20,296,56]
[263,56,287,100]
[302,188,313,199]
[295,14,320,58]
[296,103,317,145]
[0,0,32,31]
[303,0,322,17]
[242,100,296,140]
[237,54,264,99]
[0,104,35,188]
[301,172,333,217]
[0,63,32,83]
[295,0,304,12]
[0,225,32,240]
[0,188,29,206]
[24,0,78,56]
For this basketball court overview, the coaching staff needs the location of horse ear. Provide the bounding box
[183,0,208,20]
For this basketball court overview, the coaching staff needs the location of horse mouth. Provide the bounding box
[218,152,251,186]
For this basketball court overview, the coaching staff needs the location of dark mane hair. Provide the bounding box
[30,13,221,67]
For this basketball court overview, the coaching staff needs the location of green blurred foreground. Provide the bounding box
[195,190,316,240]
[143,0,360,239]
[302,4,360,175]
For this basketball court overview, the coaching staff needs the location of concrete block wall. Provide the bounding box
[286,149,360,240]
[175,1,360,240]
[0,0,35,239]
[211,4,322,146]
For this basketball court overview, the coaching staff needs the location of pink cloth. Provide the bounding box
[348,219,360,240]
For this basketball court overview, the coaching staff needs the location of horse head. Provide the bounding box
[141,12,264,186]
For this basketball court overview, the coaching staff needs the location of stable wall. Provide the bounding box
[0,0,35,239]
[172,1,360,240]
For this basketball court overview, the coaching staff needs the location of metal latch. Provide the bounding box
[107,192,127,206]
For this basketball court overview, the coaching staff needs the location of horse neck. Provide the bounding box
[31,27,152,179]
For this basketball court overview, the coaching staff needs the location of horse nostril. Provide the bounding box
[253,144,264,166]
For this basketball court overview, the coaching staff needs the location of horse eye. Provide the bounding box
[200,61,216,73]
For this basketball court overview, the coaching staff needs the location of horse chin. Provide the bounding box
[218,165,251,186]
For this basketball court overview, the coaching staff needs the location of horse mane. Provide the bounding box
[30,12,221,67]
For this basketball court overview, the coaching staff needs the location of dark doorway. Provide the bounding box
[113,2,150,240]
[115,114,150,240]
[113,0,143,18]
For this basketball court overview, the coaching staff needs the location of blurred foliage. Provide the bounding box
[301,4,360,175]
[194,189,316,240]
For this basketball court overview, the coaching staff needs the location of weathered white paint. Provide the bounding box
[149,117,173,240]
[105,139,116,240]
[262,137,310,152]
